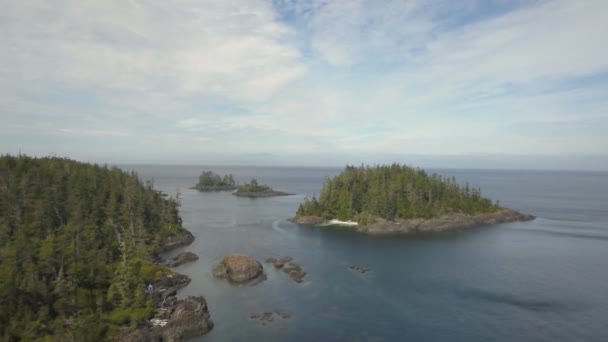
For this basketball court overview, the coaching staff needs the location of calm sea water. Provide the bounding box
[122,165,608,342]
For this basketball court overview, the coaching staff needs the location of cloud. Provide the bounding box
[0,0,305,103]
[1,0,607,168]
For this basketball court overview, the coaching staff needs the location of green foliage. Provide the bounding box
[297,164,499,222]
[195,171,236,189]
[0,155,182,341]
[236,178,273,193]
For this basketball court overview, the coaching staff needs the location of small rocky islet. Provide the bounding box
[232,178,294,198]
[212,254,266,283]
[265,257,307,283]
[192,170,238,192]
[293,164,535,235]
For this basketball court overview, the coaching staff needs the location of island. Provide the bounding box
[0,155,212,341]
[192,170,238,191]
[233,178,293,198]
[293,164,534,234]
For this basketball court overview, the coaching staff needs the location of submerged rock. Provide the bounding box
[349,265,370,274]
[249,310,292,325]
[233,190,293,198]
[265,257,307,283]
[213,255,265,283]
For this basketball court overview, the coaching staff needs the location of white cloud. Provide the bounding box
[1,0,607,167]
[0,0,305,103]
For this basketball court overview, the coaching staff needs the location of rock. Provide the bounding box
[233,190,293,198]
[349,265,369,274]
[113,297,213,342]
[278,256,293,264]
[166,252,199,268]
[288,270,306,283]
[291,216,326,225]
[156,296,213,341]
[191,185,238,192]
[212,255,265,283]
[149,272,191,308]
[354,208,534,235]
[249,310,292,324]
[161,228,195,252]
[265,257,307,283]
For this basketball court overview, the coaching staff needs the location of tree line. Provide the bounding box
[195,171,236,189]
[0,155,182,340]
[236,178,273,193]
[297,164,499,223]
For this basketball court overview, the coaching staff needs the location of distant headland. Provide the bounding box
[292,164,534,234]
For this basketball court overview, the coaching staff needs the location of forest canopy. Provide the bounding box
[236,178,273,193]
[0,155,182,340]
[296,164,499,223]
[195,171,237,190]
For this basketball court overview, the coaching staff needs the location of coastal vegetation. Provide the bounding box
[0,155,185,340]
[194,171,237,191]
[296,164,500,224]
[234,179,292,198]
[236,178,273,193]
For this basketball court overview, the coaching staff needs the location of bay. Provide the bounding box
[123,165,608,342]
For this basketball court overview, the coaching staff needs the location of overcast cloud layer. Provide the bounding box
[1,0,607,169]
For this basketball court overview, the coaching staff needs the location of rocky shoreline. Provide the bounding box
[114,228,213,342]
[233,190,294,198]
[190,185,238,192]
[292,208,535,235]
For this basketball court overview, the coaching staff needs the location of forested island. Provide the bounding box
[233,178,293,198]
[193,171,237,191]
[293,164,534,234]
[0,155,212,341]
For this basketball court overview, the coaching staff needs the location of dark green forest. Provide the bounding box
[236,178,273,193]
[195,171,236,189]
[0,155,182,341]
[297,164,499,223]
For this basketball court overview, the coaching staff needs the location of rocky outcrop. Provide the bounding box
[265,257,307,283]
[164,252,199,268]
[360,208,535,235]
[212,255,265,283]
[114,227,213,342]
[149,272,191,309]
[113,296,213,342]
[191,185,238,192]
[161,228,195,252]
[291,216,326,225]
[233,190,293,198]
[156,296,213,341]
[349,265,369,274]
[249,310,291,325]
[293,208,535,235]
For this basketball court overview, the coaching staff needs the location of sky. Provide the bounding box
[1,0,607,169]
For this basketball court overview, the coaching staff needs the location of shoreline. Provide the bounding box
[233,190,294,198]
[190,185,238,192]
[292,208,535,235]
[114,227,213,341]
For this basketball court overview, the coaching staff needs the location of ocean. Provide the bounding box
[122,165,608,342]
